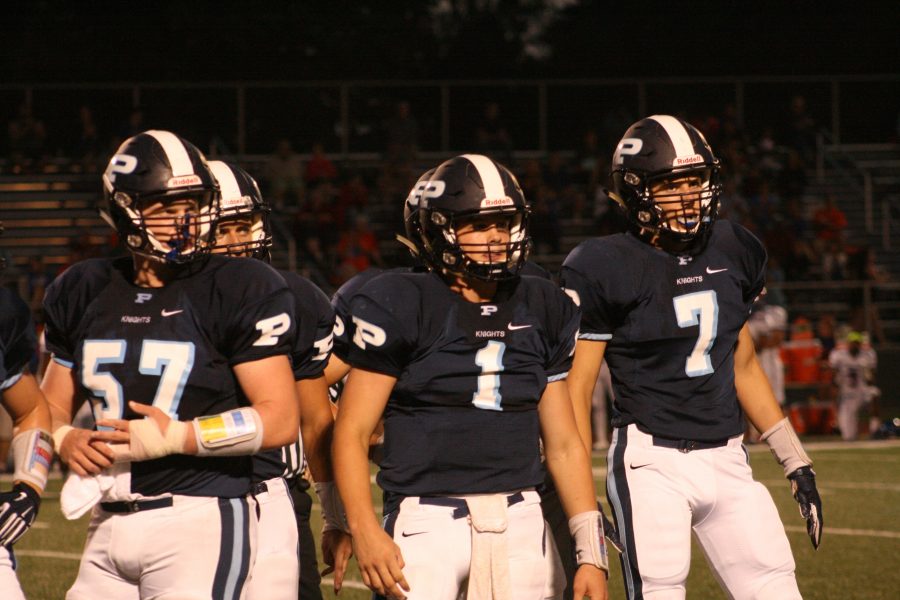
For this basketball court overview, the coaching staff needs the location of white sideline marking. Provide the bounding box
[784,525,900,539]
[761,480,900,492]
[745,439,900,452]
[320,577,370,591]
[15,549,81,560]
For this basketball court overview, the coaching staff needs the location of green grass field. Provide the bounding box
[12,440,900,599]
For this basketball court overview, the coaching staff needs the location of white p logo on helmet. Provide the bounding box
[105,154,138,183]
[411,180,446,207]
[614,138,643,165]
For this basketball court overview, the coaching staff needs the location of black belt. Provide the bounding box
[652,436,729,453]
[100,497,173,513]
[251,481,269,496]
[419,492,525,520]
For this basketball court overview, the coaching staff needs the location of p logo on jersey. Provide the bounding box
[352,316,386,349]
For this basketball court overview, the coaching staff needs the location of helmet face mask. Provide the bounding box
[208,161,272,261]
[415,154,530,281]
[102,130,219,264]
[610,115,722,254]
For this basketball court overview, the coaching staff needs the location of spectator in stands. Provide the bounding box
[812,194,848,243]
[383,100,419,165]
[73,105,103,173]
[474,101,513,160]
[821,238,849,280]
[335,213,382,276]
[304,141,338,187]
[336,171,370,227]
[298,236,336,294]
[786,94,817,165]
[7,103,48,172]
[265,138,305,211]
[294,182,338,248]
[777,149,808,201]
[115,107,145,144]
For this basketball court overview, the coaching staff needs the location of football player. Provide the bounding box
[333,155,608,600]
[208,160,348,600]
[40,130,300,600]
[828,330,878,441]
[562,115,822,600]
[0,222,55,600]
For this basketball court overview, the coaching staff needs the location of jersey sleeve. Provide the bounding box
[42,261,100,366]
[346,275,419,378]
[219,262,297,365]
[331,285,354,362]
[544,285,581,381]
[0,290,37,389]
[559,240,628,340]
[732,222,768,306]
[287,275,335,380]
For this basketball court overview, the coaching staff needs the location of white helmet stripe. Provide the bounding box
[648,115,694,158]
[146,130,196,177]
[461,154,505,200]
[208,161,242,206]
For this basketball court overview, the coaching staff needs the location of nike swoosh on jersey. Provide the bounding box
[629,463,651,470]
[401,530,427,537]
[705,267,728,274]
[507,323,532,330]
[161,309,184,317]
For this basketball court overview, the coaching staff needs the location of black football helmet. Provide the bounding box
[100,130,219,263]
[208,161,273,261]
[415,154,529,280]
[398,167,436,257]
[609,115,722,254]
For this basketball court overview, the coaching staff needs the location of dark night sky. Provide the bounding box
[1,1,897,82]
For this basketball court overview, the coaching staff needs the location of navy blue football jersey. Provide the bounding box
[1,288,36,391]
[43,255,296,498]
[347,272,580,507]
[560,220,766,441]
[254,270,335,483]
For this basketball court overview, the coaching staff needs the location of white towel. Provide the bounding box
[465,495,511,600]
[60,471,115,520]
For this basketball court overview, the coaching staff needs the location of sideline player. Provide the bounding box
[828,330,878,440]
[209,160,349,599]
[0,233,55,600]
[333,155,608,600]
[562,115,823,599]
[41,131,300,599]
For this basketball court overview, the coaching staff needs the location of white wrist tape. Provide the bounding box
[569,510,609,572]
[11,429,54,493]
[761,417,812,477]
[192,407,264,457]
[314,481,349,532]
[52,425,74,452]
[123,418,189,462]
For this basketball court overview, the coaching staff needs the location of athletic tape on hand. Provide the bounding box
[11,429,53,493]
[569,510,609,572]
[124,418,189,461]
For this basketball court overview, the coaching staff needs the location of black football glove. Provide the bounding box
[0,483,41,546]
[787,466,822,550]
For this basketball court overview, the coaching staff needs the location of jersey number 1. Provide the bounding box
[672,290,719,377]
[473,341,506,411]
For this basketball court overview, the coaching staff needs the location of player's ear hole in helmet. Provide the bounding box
[414,154,530,281]
[207,161,273,261]
[608,115,723,255]
[100,130,220,264]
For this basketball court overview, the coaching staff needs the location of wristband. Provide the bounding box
[52,425,74,453]
[11,429,54,493]
[314,481,349,532]
[192,407,264,457]
[569,510,609,572]
[760,417,812,477]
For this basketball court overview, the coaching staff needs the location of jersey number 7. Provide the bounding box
[673,290,719,377]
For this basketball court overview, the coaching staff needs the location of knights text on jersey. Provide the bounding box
[254,270,336,483]
[0,288,37,390]
[347,272,580,501]
[42,255,296,498]
[560,220,766,441]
